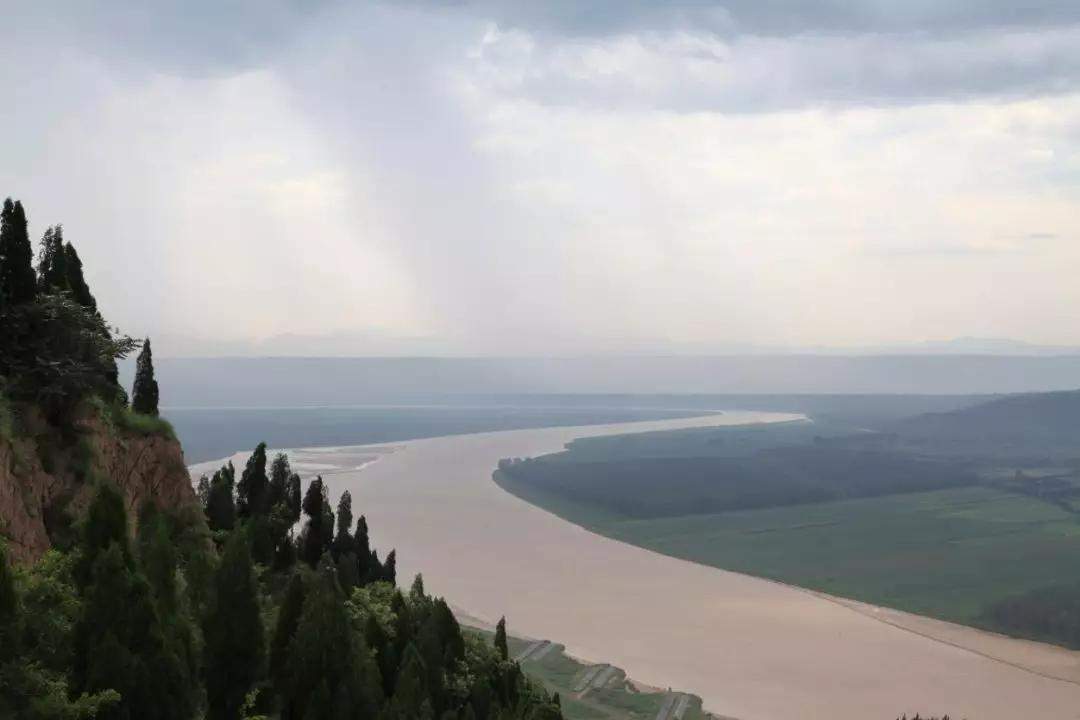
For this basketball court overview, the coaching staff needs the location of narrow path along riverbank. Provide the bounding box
[193,412,1080,720]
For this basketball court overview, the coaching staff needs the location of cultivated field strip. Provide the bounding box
[515,640,551,662]
[573,663,610,693]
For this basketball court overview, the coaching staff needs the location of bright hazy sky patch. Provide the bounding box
[2,1,1079,355]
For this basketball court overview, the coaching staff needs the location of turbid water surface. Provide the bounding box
[192,412,1080,720]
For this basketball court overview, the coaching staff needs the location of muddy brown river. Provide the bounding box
[192,412,1080,720]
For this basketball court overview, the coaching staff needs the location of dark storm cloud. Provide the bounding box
[13,1,1080,110]
[12,0,334,74]
[413,1,1080,37]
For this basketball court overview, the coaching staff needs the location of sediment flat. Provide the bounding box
[194,413,1080,719]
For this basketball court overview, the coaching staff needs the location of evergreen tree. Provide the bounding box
[281,558,381,719]
[384,590,413,696]
[431,598,464,670]
[0,199,36,304]
[300,477,334,567]
[354,514,372,581]
[495,617,509,662]
[385,643,431,720]
[131,338,160,416]
[64,241,97,310]
[410,574,425,604]
[139,514,178,617]
[237,442,269,518]
[205,464,237,532]
[268,452,291,510]
[73,523,192,719]
[204,531,265,720]
[265,453,301,568]
[196,474,210,506]
[286,471,302,524]
[75,483,132,587]
[36,225,69,294]
[332,490,354,558]
[382,549,397,586]
[270,572,306,691]
[335,552,360,593]
[138,510,201,712]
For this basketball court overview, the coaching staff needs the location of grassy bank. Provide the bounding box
[465,625,707,720]
[494,419,1080,645]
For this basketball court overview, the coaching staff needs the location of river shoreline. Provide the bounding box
[191,413,1080,719]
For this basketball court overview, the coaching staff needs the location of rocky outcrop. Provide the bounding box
[0,406,197,564]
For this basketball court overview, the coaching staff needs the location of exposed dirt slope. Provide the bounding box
[0,405,196,563]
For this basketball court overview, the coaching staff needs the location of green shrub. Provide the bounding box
[86,396,176,441]
[112,406,176,441]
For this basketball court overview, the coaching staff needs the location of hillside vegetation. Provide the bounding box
[887,390,1080,461]
[0,198,563,720]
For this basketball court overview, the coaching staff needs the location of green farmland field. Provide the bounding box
[497,473,1080,635]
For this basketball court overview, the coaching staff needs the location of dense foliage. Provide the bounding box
[0,198,137,419]
[131,340,160,417]
[0,196,562,718]
[1,450,563,720]
[984,584,1080,649]
[500,447,976,520]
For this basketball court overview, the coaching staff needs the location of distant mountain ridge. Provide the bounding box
[887,390,1080,460]
[151,332,1080,359]
[121,355,1080,405]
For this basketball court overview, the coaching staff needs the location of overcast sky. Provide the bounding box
[3,1,1079,356]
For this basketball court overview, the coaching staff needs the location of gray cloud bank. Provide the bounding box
[3,1,1080,356]
[14,1,1080,108]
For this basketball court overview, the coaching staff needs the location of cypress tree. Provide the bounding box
[237,442,269,518]
[364,611,393,697]
[300,477,334,567]
[332,490,354,558]
[409,574,425,604]
[64,241,97,310]
[131,338,160,416]
[385,643,431,720]
[335,552,360,593]
[286,471,302,524]
[74,542,192,720]
[281,558,381,719]
[431,598,464,668]
[140,514,178,617]
[196,474,211,507]
[383,590,413,696]
[75,483,132,587]
[268,452,291,510]
[494,617,509,661]
[205,465,237,532]
[354,514,372,581]
[204,531,265,720]
[382,549,397,586]
[270,572,306,691]
[36,225,69,294]
[139,510,201,711]
[0,199,36,304]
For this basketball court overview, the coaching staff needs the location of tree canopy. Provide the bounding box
[131,339,160,417]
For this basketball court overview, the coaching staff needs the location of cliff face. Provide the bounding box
[0,406,197,564]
